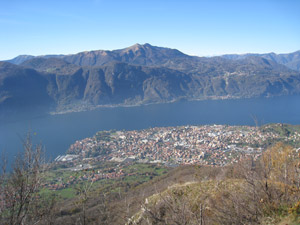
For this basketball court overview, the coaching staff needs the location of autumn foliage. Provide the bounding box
[131,143,300,225]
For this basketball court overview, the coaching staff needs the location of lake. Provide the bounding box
[1,95,300,162]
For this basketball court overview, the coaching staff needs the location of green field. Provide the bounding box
[42,162,170,200]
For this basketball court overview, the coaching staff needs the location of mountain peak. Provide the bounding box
[132,43,142,47]
[6,55,35,65]
[127,43,143,51]
[125,43,153,52]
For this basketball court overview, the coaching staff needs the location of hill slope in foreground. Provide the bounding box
[54,124,300,224]
[1,124,300,224]
[54,141,300,225]
[50,148,300,225]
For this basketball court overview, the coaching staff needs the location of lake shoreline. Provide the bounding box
[1,95,300,165]
[49,95,259,115]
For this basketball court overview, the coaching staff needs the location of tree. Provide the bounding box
[212,142,300,224]
[134,186,209,225]
[0,133,56,225]
[74,179,94,225]
[260,143,300,205]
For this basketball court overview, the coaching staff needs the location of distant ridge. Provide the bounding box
[7,44,300,72]
[221,50,300,72]
[1,43,300,117]
[7,55,35,65]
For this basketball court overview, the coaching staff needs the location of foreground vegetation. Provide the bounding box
[130,143,300,225]
[1,128,300,224]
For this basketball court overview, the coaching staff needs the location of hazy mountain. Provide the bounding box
[8,44,300,73]
[222,50,300,72]
[62,43,189,67]
[0,62,54,117]
[8,44,300,72]
[7,43,188,66]
[1,44,300,116]
[7,55,35,65]
[19,58,191,107]
[21,57,80,75]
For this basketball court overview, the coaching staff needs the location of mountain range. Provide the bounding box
[7,44,300,72]
[1,43,300,117]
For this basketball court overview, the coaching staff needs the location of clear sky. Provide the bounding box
[0,0,299,60]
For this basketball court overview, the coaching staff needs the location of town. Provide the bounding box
[64,124,300,167]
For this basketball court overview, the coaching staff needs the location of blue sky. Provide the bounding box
[0,0,299,60]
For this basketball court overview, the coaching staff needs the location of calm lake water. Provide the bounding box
[1,95,300,162]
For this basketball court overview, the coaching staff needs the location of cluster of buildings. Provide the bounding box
[44,166,126,191]
[65,124,299,166]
